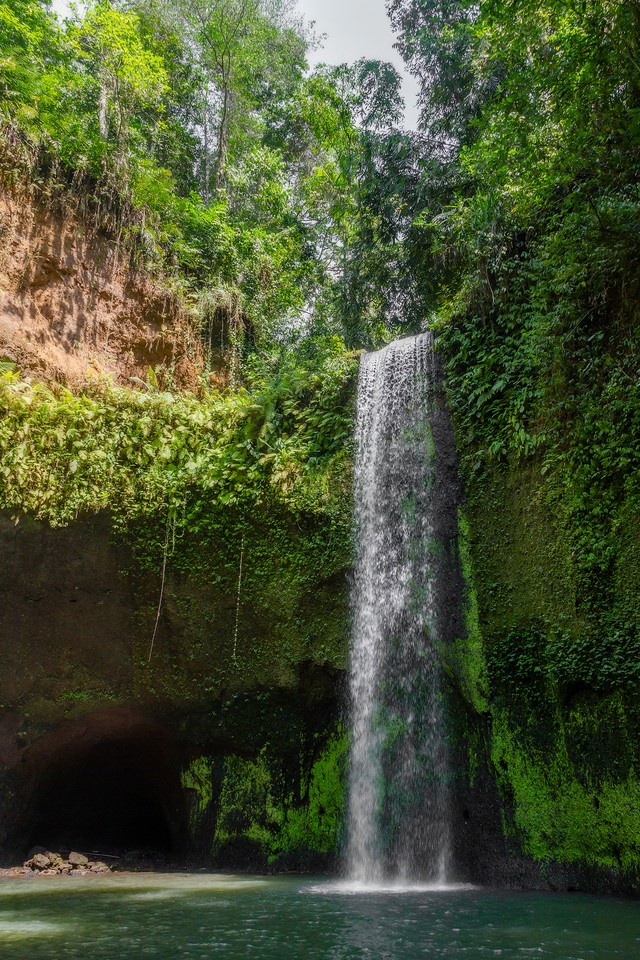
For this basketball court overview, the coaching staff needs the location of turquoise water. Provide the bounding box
[0,874,637,959]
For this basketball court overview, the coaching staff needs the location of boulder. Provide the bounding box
[27,846,48,860]
[68,851,89,867]
[28,853,50,870]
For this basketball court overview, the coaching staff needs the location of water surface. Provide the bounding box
[0,874,638,959]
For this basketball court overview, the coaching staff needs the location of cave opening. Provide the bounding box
[17,716,188,860]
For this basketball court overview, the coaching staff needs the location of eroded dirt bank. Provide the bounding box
[0,188,203,390]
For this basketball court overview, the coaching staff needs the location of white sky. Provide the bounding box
[297,0,420,128]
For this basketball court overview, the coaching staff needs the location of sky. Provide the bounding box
[296,0,420,128]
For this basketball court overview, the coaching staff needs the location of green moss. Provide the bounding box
[614,499,640,620]
[447,454,640,876]
[465,724,483,787]
[213,729,348,864]
[215,752,274,844]
[440,509,489,714]
[463,465,578,638]
[278,731,348,856]
[57,688,116,704]
[115,496,351,705]
[491,709,640,869]
[182,757,215,823]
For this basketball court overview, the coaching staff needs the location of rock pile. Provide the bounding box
[24,848,112,876]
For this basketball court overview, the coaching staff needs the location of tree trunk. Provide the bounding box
[98,67,109,140]
[214,82,230,190]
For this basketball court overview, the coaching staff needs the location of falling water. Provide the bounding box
[347,332,450,886]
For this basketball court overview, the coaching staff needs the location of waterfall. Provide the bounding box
[347,332,451,886]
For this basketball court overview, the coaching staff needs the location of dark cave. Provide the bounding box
[11,714,189,860]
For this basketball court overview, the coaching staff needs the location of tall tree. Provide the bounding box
[387,0,485,155]
[166,0,308,190]
[74,1,168,174]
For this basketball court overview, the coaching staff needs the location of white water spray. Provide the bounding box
[347,333,451,886]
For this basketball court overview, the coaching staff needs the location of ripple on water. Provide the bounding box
[0,872,268,898]
[308,880,477,895]
[0,874,637,960]
[0,915,71,940]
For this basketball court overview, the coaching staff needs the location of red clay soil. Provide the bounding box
[0,188,204,391]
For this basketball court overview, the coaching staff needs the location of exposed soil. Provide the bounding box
[0,188,204,391]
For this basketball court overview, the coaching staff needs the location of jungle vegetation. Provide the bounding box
[0,0,638,572]
[1,0,639,871]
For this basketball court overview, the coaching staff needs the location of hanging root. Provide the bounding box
[148,510,177,664]
[233,533,245,666]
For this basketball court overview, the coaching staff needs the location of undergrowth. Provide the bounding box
[0,345,357,529]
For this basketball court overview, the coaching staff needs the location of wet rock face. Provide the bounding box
[1,694,344,870]
[0,514,136,721]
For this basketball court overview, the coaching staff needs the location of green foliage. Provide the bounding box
[456,460,640,873]
[441,510,489,714]
[388,0,482,152]
[0,347,356,527]
[0,0,416,349]
[1,0,639,879]
[0,0,64,125]
[181,757,215,822]
[169,0,307,189]
[386,1,640,675]
[0,2,313,343]
[78,2,169,138]
[489,624,640,700]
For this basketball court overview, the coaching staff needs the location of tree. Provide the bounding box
[0,0,65,129]
[166,0,308,191]
[387,0,484,156]
[75,1,168,171]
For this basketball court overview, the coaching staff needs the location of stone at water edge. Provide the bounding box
[27,853,51,870]
[26,845,48,860]
[68,852,89,867]
[21,849,113,874]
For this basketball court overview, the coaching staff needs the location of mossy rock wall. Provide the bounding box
[0,507,350,869]
[1,356,638,889]
[454,462,640,894]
